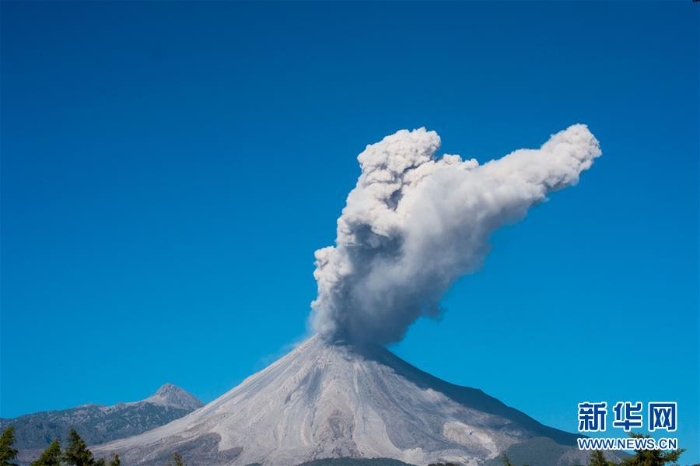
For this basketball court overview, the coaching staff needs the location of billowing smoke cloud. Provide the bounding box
[311,124,601,346]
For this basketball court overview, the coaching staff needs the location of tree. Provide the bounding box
[0,426,18,466]
[620,433,685,466]
[501,453,514,466]
[92,452,120,466]
[31,440,62,466]
[590,450,614,466]
[63,428,95,466]
[168,452,185,466]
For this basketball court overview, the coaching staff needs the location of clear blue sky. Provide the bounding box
[1,1,698,462]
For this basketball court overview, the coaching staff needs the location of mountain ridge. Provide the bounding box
[1,383,203,464]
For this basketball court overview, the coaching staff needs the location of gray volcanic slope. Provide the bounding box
[94,337,587,466]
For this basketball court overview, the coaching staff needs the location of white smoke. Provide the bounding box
[311,124,601,345]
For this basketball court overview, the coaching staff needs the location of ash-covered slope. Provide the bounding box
[94,338,582,466]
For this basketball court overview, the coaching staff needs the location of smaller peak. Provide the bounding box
[154,383,179,395]
[145,384,203,411]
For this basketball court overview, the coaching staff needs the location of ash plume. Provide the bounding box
[311,124,601,346]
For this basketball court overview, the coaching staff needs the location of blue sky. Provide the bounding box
[1,1,698,462]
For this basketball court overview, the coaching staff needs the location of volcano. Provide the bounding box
[94,337,589,465]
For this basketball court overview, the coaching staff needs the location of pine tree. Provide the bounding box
[621,433,685,466]
[501,453,514,466]
[590,450,614,466]
[108,454,120,466]
[0,426,18,466]
[168,452,185,466]
[31,440,62,466]
[63,428,95,466]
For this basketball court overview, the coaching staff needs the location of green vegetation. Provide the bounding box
[589,449,615,466]
[31,440,62,466]
[27,428,120,466]
[0,426,18,466]
[619,434,685,466]
[168,452,185,466]
[63,428,95,466]
[499,453,530,466]
[497,433,686,466]
[4,424,691,466]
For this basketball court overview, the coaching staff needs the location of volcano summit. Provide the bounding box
[94,337,589,465]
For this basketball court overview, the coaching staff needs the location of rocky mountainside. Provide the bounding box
[1,383,203,462]
[141,383,203,411]
[94,337,610,466]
